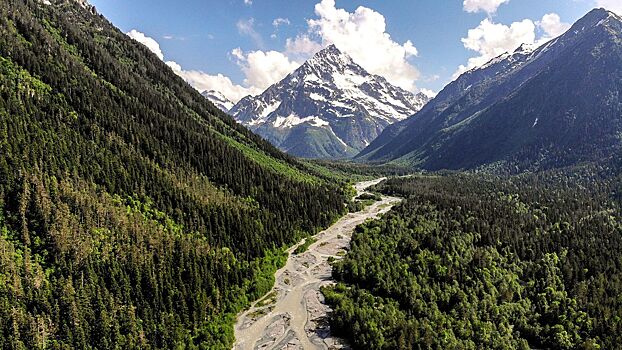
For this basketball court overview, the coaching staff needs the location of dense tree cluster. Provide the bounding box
[325,164,622,349]
[0,0,350,348]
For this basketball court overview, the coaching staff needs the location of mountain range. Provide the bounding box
[228,45,430,159]
[357,8,622,171]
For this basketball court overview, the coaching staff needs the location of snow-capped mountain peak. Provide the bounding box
[305,44,359,72]
[202,90,234,113]
[228,45,430,159]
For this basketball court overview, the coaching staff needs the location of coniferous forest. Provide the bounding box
[4,0,622,349]
[0,0,351,348]
[324,162,622,349]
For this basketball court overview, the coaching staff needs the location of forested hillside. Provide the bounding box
[325,164,622,349]
[0,0,350,348]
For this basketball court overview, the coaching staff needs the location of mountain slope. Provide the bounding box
[230,45,430,159]
[358,8,622,171]
[0,1,349,349]
[202,89,234,112]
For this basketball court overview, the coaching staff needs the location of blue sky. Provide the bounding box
[90,0,618,101]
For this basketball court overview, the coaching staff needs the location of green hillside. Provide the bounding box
[0,0,350,348]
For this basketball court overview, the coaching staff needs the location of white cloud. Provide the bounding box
[455,18,535,77]
[164,60,182,71]
[126,30,164,60]
[537,13,571,43]
[596,0,622,15]
[231,48,301,91]
[244,0,252,5]
[420,89,437,98]
[237,18,264,47]
[272,18,291,27]
[463,0,510,14]
[461,18,535,61]
[285,35,324,57]
[126,29,257,103]
[230,0,425,95]
[166,61,259,102]
[454,13,569,78]
[287,0,420,91]
[170,48,299,102]
[231,47,244,61]
[126,0,430,102]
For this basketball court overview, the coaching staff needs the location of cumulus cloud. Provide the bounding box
[596,0,622,15]
[126,30,164,60]
[454,13,569,78]
[127,0,430,102]
[166,62,259,102]
[460,18,535,68]
[463,0,510,14]
[231,48,301,91]
[125,29,296,103]
[537,13,571,42]
[286,0,420,91]
[227,0,425,94]
[244,0,252,5]
[285,35,324,58]
[126,29,256,102]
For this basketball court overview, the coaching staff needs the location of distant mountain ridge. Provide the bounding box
[357,8,622,171]
[202,90,234,112]
[229,45,430,159]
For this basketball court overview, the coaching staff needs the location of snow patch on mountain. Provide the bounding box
[202,90,234,113]
[273,115,329,128]
[229,44,430,159]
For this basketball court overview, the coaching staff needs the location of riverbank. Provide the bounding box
[233,178,401,349]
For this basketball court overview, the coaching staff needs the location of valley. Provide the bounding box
[233,179,401,350]
[2,0,622,349]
